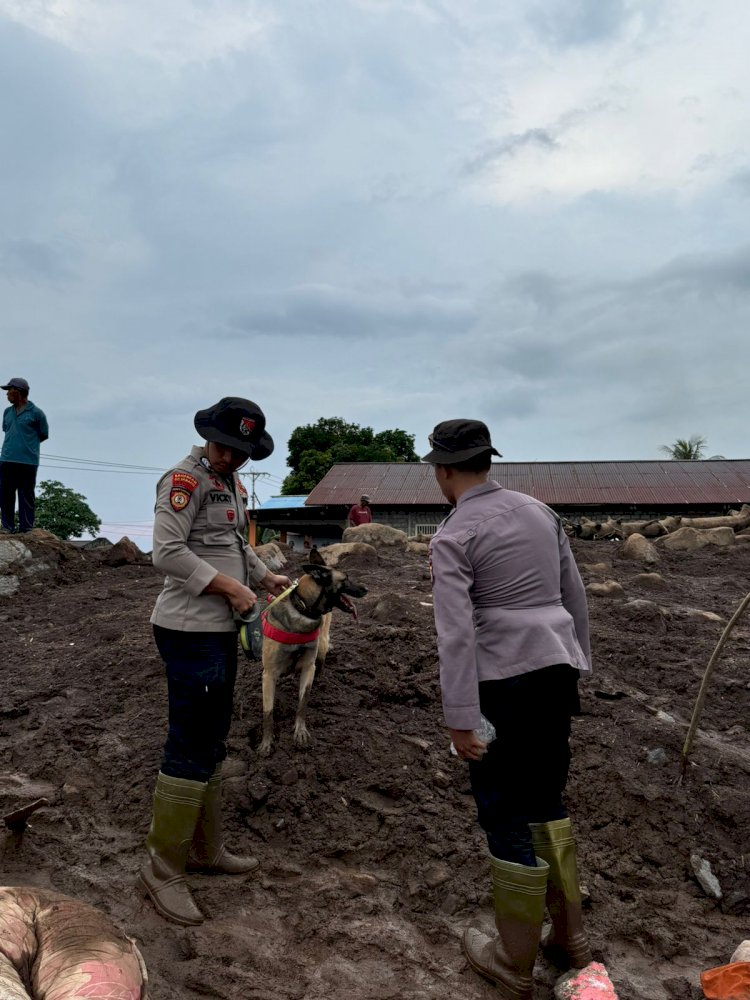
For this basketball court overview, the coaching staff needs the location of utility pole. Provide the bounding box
[240,470,271,511]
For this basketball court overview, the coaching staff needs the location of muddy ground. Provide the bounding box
[1,537,749,1000]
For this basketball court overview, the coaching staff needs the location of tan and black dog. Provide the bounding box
[259,546,367,755]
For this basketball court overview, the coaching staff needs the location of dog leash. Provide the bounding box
[263,579,299,612]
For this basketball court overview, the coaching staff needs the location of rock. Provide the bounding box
[424,863,451,889]
[554,962,618,999]
[0,538,32,572]
[368,593,407,622]
[433,770,451,789]
[222,758,248,779]
[659,526,735,551]
[317,542,377,568]
[253,542,286,571]
[731,940,750,963]
[101,537,144,566]
[690,854,722,900]
[647,748,668,766]
[656,710,676,724]
[586,581,625,597]
[342,523,407,549]
[247,780,270,809]
[685,608,723,623]
[406,540,430,555]
[440,893,462,915]
[621,533,659,564]
[621,598,664,623]
[580,563,610,575]
[634,572,666,588]
[0,575,20,596]
[340,871,378,895]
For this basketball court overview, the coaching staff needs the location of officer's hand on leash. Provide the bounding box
[262,571,293,596]
[450,728,488,761]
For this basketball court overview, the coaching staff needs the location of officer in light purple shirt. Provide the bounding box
[425,419,593,997]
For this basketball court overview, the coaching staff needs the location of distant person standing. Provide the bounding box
[347,494,373,528]
[0,377,49,534]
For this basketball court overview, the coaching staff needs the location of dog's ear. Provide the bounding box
[302,564,332,584]
[308,545,325,566]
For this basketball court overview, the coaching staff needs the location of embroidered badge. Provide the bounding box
[236,479,249,505]
[172,472,199,492]
[227,509,236,522]
[210,476,225,491]
[170,489,191,511]
[239,417,255,436]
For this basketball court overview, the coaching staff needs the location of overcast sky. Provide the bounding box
[1,0,747,542]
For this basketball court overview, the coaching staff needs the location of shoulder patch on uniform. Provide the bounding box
[172,471,199,492]
[236,478,248,498]
[170,488,191,511]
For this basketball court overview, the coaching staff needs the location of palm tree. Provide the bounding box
[659,435,707,460]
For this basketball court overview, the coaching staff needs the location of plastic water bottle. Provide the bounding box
[450,714,497,757]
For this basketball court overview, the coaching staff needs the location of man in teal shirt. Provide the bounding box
[1,377,49,533]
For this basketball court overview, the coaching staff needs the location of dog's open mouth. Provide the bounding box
[337,594,358,619]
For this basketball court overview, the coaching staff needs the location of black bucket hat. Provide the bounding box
[422,419,501,465]
[194,397,274,460]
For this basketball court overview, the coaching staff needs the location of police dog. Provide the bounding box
[258,546,367,755]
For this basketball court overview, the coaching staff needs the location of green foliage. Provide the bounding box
[282,418,419,494]
[35,480,102,540]
[659,436,707,460]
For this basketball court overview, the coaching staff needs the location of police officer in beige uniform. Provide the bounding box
[140,397,291,926]
[425,419,593,1000]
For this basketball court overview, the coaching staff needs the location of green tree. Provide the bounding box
[35,480,102,540]
[282,418,419,494]
[659,436,707,460]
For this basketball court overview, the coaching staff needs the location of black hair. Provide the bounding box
[437,450,492,474]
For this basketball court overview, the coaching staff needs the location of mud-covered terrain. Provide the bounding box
[1,539,749,999]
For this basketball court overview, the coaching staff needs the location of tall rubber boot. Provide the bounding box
[187,764,259,875]
[138,772,206,926]
[529,818,593,969]
[463,855,549,1000]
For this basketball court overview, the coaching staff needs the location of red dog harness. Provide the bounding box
[261,609,320,645]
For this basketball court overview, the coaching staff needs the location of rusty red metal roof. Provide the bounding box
[305,461,750,508]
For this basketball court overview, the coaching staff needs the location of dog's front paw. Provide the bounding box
[293,723,311,748]
[258,738,273,756]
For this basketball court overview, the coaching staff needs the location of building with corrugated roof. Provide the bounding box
[298,460,750,537]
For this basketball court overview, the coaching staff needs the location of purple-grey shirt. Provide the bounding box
[429,481,592,730]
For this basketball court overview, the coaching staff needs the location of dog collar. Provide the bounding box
[261,610,320,645]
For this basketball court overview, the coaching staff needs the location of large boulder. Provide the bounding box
[658,526,735,551]
[317,542,378,568]
[253,542,287,571]
[406,540,430,555]
[342,523,407,549]
[0,532,84,596]
[621,533,659,565]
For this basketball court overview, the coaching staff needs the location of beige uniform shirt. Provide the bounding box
[150,446,268,632]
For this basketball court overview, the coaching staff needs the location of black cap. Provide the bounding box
[422,419,501,464]
[2,377,29,391]
[194,397,274,460]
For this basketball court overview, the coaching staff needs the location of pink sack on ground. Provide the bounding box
[554,961,619,1000]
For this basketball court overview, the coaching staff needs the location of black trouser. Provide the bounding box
[468,663,580,867]
[0,461,37,532]
[153,625,238,783]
